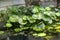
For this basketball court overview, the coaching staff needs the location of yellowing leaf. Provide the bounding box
[55,26,60,29]
[37,33,46,37]
[56,30,60,32]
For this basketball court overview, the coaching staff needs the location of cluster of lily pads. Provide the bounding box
[0,6,60,37]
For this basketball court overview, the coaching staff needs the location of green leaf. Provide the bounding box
[48,19,53,24]
[19,6,28,14]
[56,12,60,16]
[42,15,50,21]
[18,18,23,23]
[32,14,39,19]
[18,18,27,25]
[38,22,45,30]
[22,16,27,20]
[14,28,20,32]
[49,12,56,20]
[38,13,42,19]
[33,25,42,31]
[9,15,19,22]
[33,33,38,36]
[42,15,53,24]
[32,6,39,13]
[45,7,51,11]
[7,6,18,15]
[47,27,55,32]
[19,26,29,31]
[6,23,12,28]
[44,11,56,20]
[29,19,36,23]
[32,13,42,19]
[27,16,36,23]
[40,7,45,11]
[0,31,4,35]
